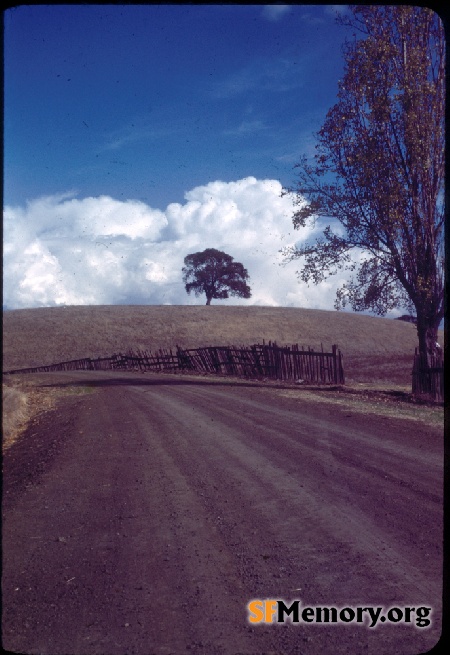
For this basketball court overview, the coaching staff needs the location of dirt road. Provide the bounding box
[2,371,443,655]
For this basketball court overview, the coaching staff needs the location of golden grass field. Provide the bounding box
[3,304,442,384]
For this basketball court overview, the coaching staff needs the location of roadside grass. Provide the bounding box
[270,385,443,429]
[2,377,95,452]
[2,383,30,451]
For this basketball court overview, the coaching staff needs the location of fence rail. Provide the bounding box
[3,342,345,385]
[412,349,444,402]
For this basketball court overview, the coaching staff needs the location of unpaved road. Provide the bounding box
[2,371,443,655]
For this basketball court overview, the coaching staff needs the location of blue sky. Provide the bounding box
[4,4,374,311]
[5,4,347,208]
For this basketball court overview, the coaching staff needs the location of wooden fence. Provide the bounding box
[175,342,344,384]
[3,342,345,385]
[412,349,444,402]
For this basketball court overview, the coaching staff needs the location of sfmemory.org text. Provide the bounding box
[247,600,432,629]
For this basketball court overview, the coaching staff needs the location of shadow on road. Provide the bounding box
[33,372,344,393]
[28,373,431,406]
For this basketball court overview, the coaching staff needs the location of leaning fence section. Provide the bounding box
[412,349,444,402]
[3,342,345,385]
[177,342,344,384]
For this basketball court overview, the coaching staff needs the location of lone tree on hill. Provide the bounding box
[283,6,444,362]
[182,248,251,305]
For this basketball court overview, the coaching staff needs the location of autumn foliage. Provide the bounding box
[284,6,444,360]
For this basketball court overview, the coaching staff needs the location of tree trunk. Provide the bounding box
[416,313,440,363]
[206,297,211,305]
[414,311,442,399]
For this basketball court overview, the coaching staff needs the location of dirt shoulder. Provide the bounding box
[2,374,97,452]
[268,383,444,429]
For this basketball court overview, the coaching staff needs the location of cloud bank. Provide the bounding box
[4,177,351,310]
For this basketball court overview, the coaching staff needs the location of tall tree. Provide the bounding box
[182,248,251,305]
[283,6,444,361]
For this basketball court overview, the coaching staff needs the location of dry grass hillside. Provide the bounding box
[2,305,442,386]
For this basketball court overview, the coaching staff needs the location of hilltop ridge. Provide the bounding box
[3,305,436,386]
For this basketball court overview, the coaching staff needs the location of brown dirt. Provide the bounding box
[2,370,443,655]
[2,376,93,452]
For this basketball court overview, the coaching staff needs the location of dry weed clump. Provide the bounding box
[2,383,30,450]
[2,379,59,451]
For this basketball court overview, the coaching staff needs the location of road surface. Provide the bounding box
[2,371,443,655]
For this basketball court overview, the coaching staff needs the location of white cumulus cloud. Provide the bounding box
[3,176,351,310]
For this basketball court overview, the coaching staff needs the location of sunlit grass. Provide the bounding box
[4,305,441,386]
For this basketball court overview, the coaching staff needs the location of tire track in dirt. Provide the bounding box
[126,381,442,654]
[133,382,442,595]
